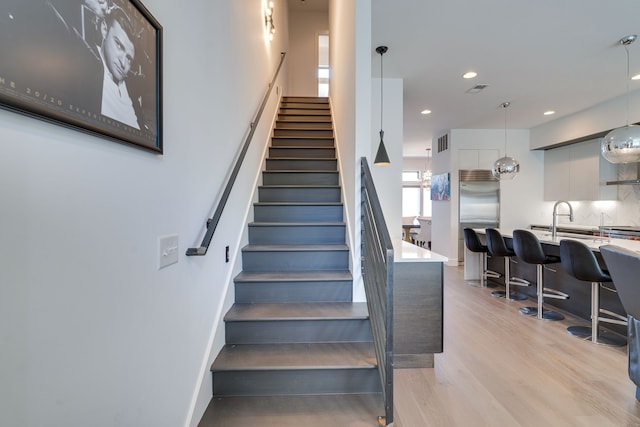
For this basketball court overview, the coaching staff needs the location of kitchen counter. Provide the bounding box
[393,239,448,262]
[469,228,630,335]
[482,228,640,253]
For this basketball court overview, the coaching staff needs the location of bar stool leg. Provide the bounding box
[520,264,564,320]
[506,257,527,300]
[539,262,564,321]
[567,282,627,346]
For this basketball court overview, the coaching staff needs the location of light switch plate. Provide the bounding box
[158,234,179,269]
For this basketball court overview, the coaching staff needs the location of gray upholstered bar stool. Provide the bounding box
[600,245,640,400]
[463,228,499,288]
[485,228,528,300]
[560,239,627,346]
[512,229,568,320]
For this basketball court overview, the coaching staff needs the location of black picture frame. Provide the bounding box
[0,0,163,153]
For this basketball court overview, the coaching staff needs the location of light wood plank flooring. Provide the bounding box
[393,265,640,427]
[200,265,640,426]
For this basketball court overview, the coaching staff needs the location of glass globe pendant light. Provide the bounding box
[602,35,640,164]
[492,101,520,180]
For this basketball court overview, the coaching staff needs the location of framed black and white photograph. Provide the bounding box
[0,0,162,153]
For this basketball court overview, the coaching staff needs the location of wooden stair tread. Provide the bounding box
[198,394,383,426]
[259,184,340,188]
[262,170,339,173]
[234,270,352,282]
[212,342,377,371]
[242,244,348,251]
[254,202,342,206]
[249,222,345,227]
[225,302,369,321]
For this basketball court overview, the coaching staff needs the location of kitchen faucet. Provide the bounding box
[551,201,574,239]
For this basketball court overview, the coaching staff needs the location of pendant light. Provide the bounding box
[602,35,640,164]
[423,148,432,184]
[492,101,520,180]
[374,45,391,165]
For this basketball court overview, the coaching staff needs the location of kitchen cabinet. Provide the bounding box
[543,139,617,201]
[459,149,500,170]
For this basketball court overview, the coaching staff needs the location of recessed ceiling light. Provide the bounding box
[462,71,477,79]
[421,109,432,115]
[544,110,556,116]
[632,74,640,80]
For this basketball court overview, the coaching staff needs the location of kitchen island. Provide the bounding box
[468,228,640,335]
[392,239,447,368]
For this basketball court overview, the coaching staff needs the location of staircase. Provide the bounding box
[198,97,384,425]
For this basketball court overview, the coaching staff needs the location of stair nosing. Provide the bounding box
[242,244,348,251]
[234,270,352,282]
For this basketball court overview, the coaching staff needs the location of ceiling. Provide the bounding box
[290,0,640,157]
[372,0,640,156]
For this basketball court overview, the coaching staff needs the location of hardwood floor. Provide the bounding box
[201,265,640,426]
[393,265,640,427]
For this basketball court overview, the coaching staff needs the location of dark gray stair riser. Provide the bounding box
[234,280,352,303]
[225,318,373,344]
[280,98,330,109]
[282,96,328,102]
[268,147,335,159]
[276,121,333,129]
[278,115,331,122]
[262,171,339,186]
[279,108,331,116]
[271,137,335,147]
[274,128,334,137]
[258,187,341,203]
[253,204,343,222]
[280,103,330,110]
[248,224,346,245]
[266,158,337,171]
[241,248,349,271]
[213,369,381,396]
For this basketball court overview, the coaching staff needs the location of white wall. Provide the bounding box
[0,1,289,426]
[288,9,328,96]
[329,0,371,302]
[371,78,403,240]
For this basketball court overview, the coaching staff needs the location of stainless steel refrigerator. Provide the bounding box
[458,170,500,262]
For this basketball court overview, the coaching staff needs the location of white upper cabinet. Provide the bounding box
[543,139,617,201]
[459,149,500,170]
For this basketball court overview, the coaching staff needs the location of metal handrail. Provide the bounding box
[187,52,286,256]
[360,157,394,426]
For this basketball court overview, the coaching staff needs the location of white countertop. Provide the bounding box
[392,239,448,262]
[477,228,640,253]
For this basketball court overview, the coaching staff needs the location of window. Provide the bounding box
[318,34,329,97]
[402,170,432,217]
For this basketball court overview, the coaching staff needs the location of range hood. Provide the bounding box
[606,163,640,185]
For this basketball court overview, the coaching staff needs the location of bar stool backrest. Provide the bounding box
[559,239,610,283]
[600,245,640,319]
[512,229,546,264]
[485,228,513,257]
[463,228,486,253]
